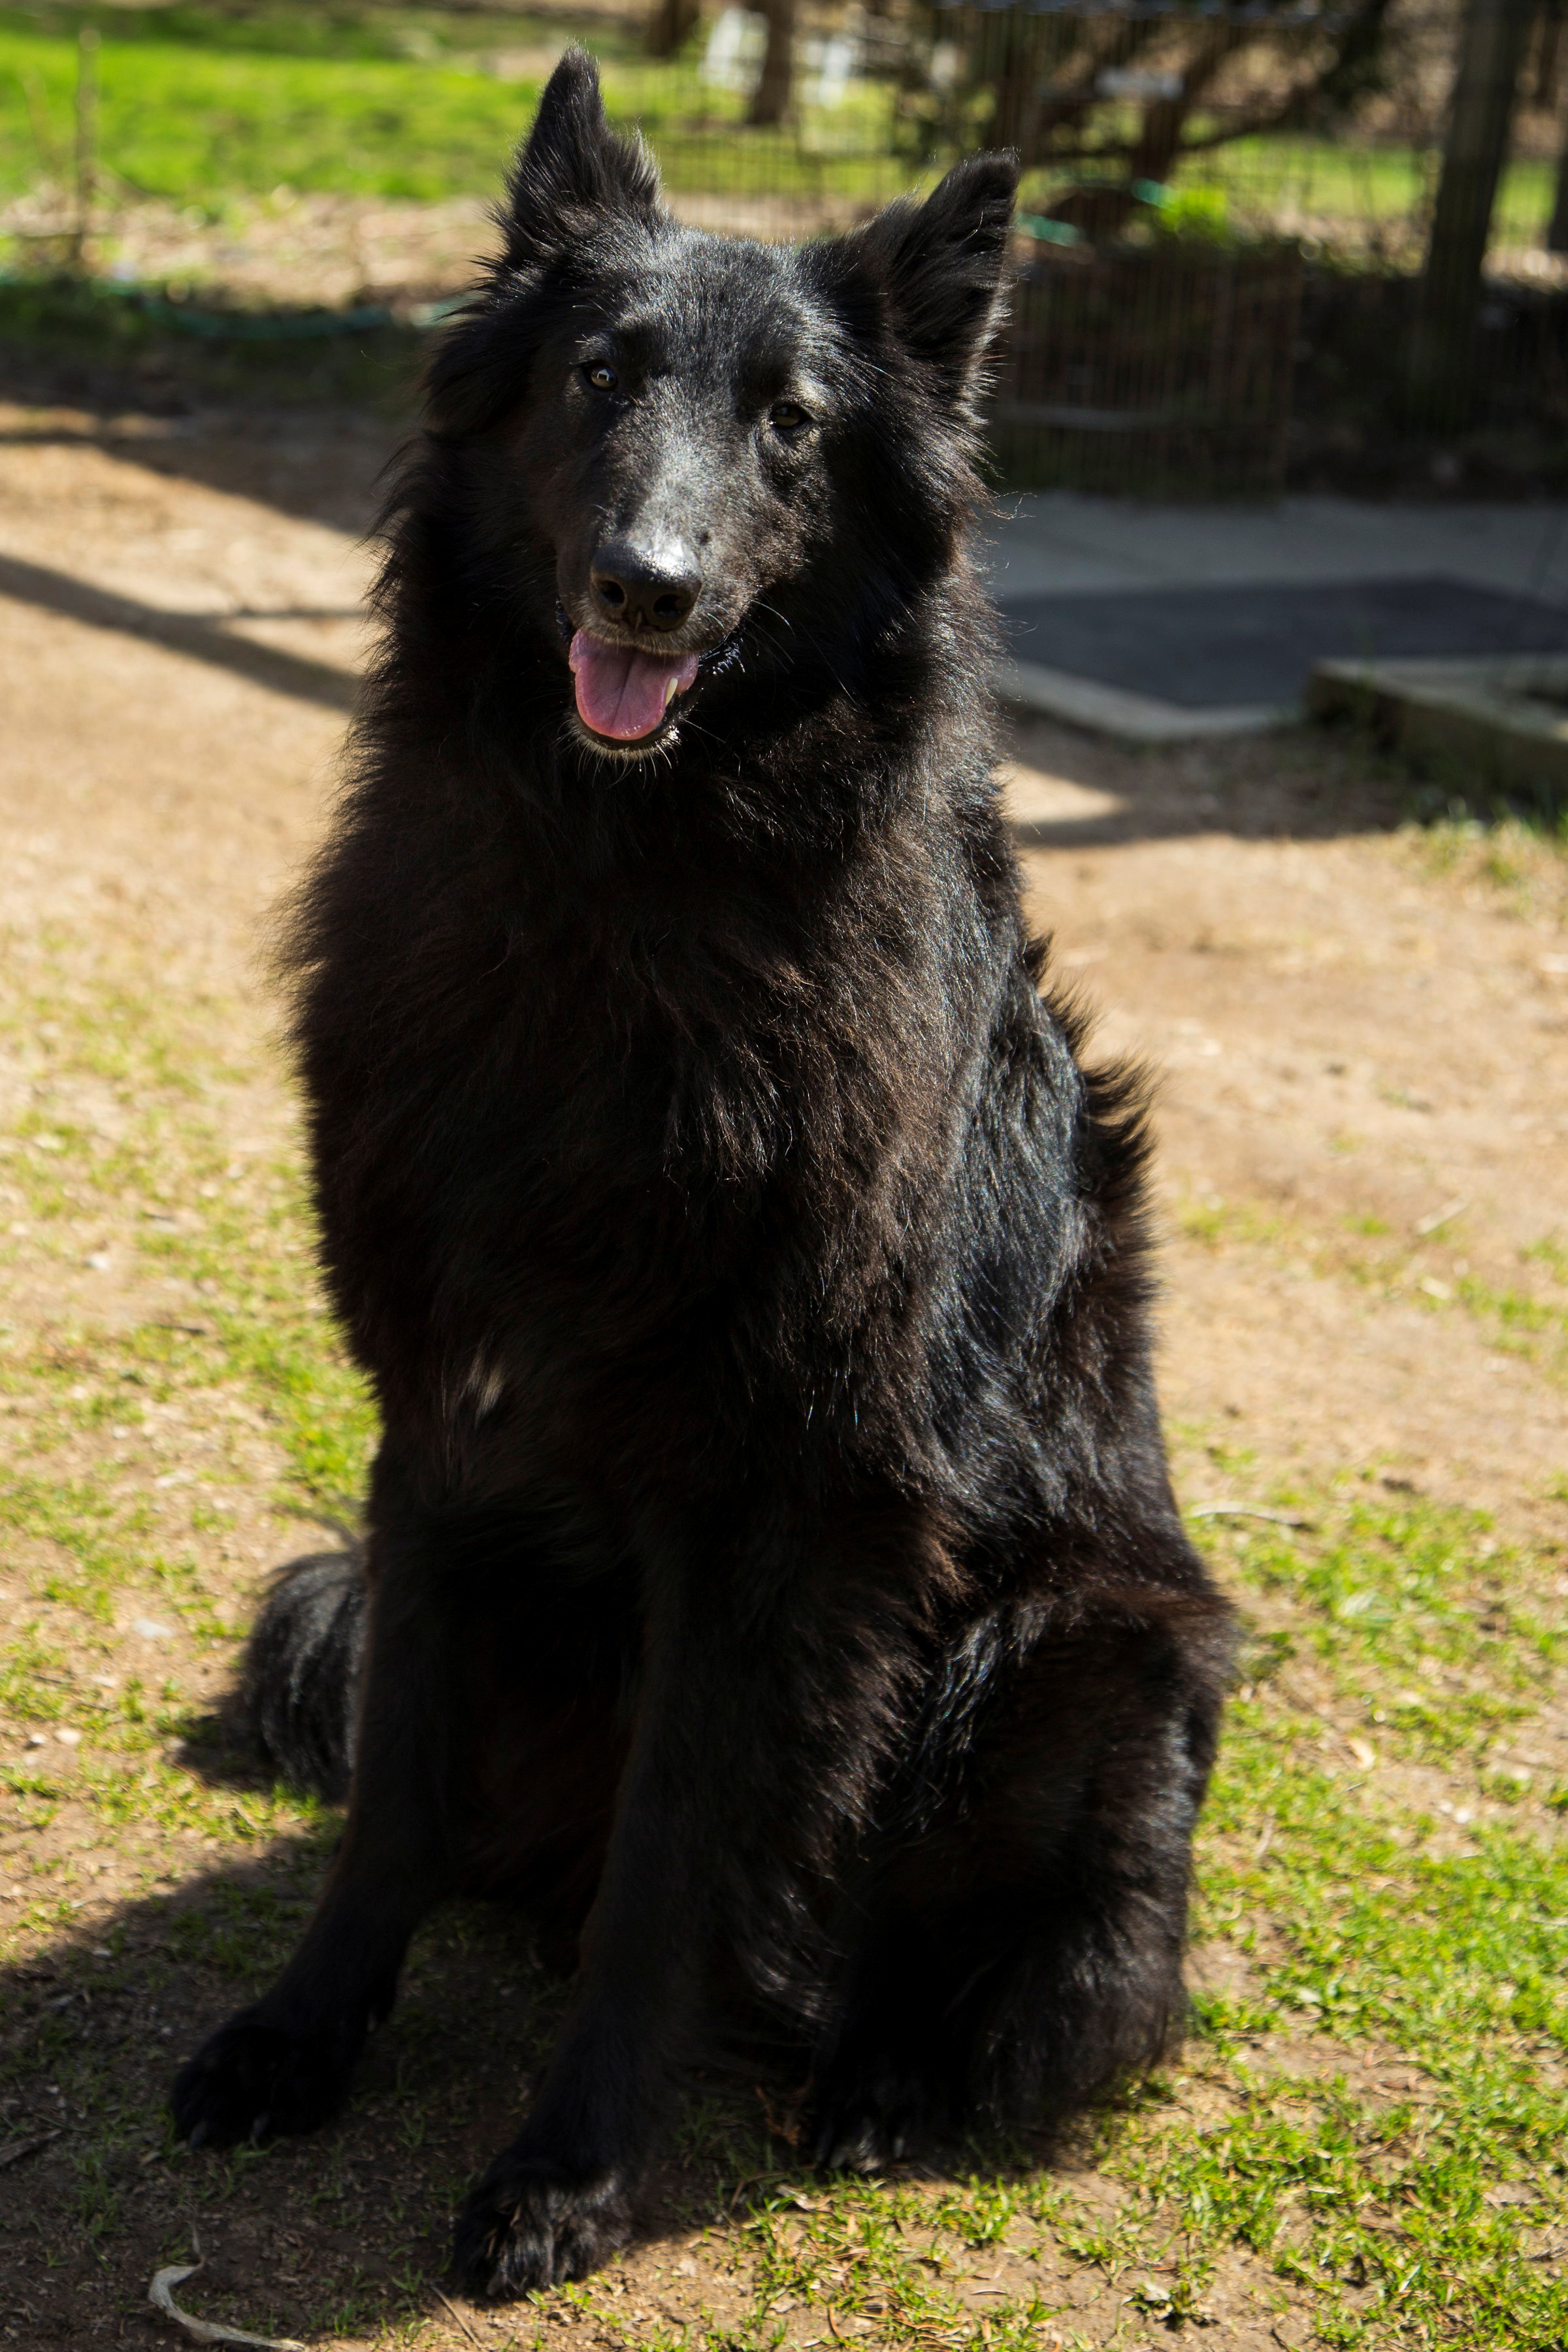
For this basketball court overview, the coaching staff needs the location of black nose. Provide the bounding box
[590,540,700,633]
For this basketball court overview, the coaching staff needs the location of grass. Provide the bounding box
[1166,134,1551,250]
[1406,812,1568,931]
[0,936,371,1810]
[0,3,911,211]
[1,9,564,203]
[0,2,1552,242]
[2,917,1567,2346]
[1173,804,1568,1382]
[1177,1180,1568,1384]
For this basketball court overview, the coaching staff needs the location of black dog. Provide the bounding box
[172,52,1232,2299]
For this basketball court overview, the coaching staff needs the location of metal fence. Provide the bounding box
[992,238,1303,495]
[645,0,1561,492]
[1,0,1561,495]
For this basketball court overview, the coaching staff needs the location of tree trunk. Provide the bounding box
[1125,25,1240,189]
[747,0,795,127]
[1046,26,1239,242]
[1535,2,1564,108]
[1550,94,1568,250]
[647,0,700,61]
[1405,0,1535,427]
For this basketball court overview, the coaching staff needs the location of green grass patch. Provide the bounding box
[0,932,375,1837]
[1167,133,1551,249]
[0,5,911,210]
[2,16,549,203]
[1173,1161,1568,1386]
[1140,1772,1568,2347]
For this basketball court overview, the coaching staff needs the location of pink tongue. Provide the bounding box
[568,630,700,742]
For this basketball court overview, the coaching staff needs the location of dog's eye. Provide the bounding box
[583,363,618,392]
[770,400,808,435]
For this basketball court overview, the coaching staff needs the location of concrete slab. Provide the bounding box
[1308,653,1568,802]
[996,656,1290,743]
[983,493,1568,740]
[1002,578,1568,711]
[986,493,1568,601]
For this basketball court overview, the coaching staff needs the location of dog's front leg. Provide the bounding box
[171,1524,459,2147]
[448,1625,698,2296]
[450,1532,892,2299]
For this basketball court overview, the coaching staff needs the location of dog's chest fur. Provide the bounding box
[297,732,1074,1497]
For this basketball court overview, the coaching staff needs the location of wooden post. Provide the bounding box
[647,0,701,63]
[1548,65,1568,251]
[71,22,99,267]
[747,0,794,128]
[1405,0,1534,427]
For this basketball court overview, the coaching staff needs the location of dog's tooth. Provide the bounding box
[664,676,679,710]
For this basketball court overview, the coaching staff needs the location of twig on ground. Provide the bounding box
[0,2128,59,2168]
[148,2261,307,2351]
[433,2287,485,2347]
[1414,1197,1468,1238]
[1191,1504,1315,1529]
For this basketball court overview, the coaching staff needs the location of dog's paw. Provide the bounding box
[808,2061,927,2173]
[171,2006,361,2149]
[451,2156,632,2298]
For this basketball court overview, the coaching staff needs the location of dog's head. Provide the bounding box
[423,50,1016,762]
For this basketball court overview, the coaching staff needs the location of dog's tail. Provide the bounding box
[243,1549,367,1803]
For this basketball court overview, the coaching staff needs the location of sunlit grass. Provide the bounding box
[1175,1173,1568,1385]
[0,7,909,210]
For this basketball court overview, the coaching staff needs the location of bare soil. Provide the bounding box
[0,403,1563,2350]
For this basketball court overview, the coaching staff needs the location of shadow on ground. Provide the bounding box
[0,337,1553,851]
[0,550,360,714]
[0,1818,783,2345]
[0,1803,1077,2349]
[1004,710,1419,854]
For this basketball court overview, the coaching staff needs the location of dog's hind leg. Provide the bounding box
[808,1581,1232,2167]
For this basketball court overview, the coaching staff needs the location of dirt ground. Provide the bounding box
[1,403,1565,2350]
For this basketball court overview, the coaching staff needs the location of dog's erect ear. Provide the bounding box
[855,153,1018,397]
[500,48,661,267]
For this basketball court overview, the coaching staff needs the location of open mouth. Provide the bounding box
[568,630,700,745]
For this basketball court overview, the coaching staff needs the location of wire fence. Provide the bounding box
[1,0,1563,495]
[639,0,1563,491]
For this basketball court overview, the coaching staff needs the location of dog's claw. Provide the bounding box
[171,2011,362,2150]
[451,2156,632,2299]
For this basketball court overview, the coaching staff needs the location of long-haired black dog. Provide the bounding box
[172,52,1232,2300]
